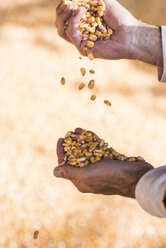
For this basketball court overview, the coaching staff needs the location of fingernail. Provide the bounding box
[54,169,62,177]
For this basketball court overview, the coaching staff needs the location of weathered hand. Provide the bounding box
[55,0,140,59]
[54,128,154,198]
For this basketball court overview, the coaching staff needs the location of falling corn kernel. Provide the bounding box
[61,77,65,85]
[33,231,39,240]
[90,94,96,101]
[104,100,112,106]
[79,82,85,90]
[87,49,94,60]
[80,67,86,76]
[88,79,95,89]
[90,69,95,74]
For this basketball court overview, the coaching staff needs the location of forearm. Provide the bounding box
[130,22,163,67]
[135,166,166,218]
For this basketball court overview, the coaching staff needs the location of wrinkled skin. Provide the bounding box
[55,0,141,59]
[54,128,154,198]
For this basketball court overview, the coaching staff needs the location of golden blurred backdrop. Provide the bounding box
[0,0,166,247]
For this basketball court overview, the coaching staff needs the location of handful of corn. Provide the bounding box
[59,129,145,167]
[63,0,113,60]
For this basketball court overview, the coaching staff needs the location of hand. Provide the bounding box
[56,0,162,66]
[54,128,154,198]
[55,0,139,58]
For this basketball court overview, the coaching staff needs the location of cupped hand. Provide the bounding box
[55,0,141,59]
[54,128,154,199]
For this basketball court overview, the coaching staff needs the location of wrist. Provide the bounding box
[129,22,163,67]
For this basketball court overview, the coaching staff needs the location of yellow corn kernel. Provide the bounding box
[91,0,98,6]
[108,28,113,35]
[98,0,104,5]
[80,67,86,76]
[64,137,72,145]
[90,95,96,101]
[91,22,98,27]
[104,100,112,106]
[95,30,102,37]
[89,34,97,42]
[128,157,136,162]
[88,16,95,23]
[86,41,94,48]
[95,17,100,23]
[98,11,104,17]
[137,156,145,161]
[64,146,70,152]
[100,33,108,38]
[63,0,69,5]
[61,77,65,85]
[79,82,85,90]
[88,79,95,89]
[86,12,91,18]
[85,152,92,157]
[97,6,105,11]
[116,155,127,161]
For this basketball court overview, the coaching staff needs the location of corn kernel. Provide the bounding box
[86,41,94,48]
[90,69,95,74]
[33,231,39,240]
[108,28,113,35]
[104,100,112,106]
[79,82,85,90]
[128,157,137,162]
[88,16,95,23]
[61,77,65,85]
[90,94,96,101]
[89,34,97,42]
[88,79,95,89]
[80,67,86,76]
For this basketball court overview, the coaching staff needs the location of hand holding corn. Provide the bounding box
[54,128,153,198]
[56,0,139,60]
[56,0,163,66]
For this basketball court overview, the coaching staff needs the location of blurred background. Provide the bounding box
[0,0,166,247]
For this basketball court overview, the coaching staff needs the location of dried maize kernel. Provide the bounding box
[86,41,94,48]
[104,100,112,106]
[128,157,137,162]
[90,95,96,101]
[90,69,95,74]
[80,67,86,76]
[33,231,39,240]
[79,82,85,90]
[61,77,65,85]
[88,79,95,89]
[89,34,98,42]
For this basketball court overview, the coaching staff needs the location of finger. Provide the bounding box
[57,138,65,164]
[54,165,81,180]
[66,7,86,49]
[56,3,73,42]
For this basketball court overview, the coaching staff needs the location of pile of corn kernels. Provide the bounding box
[63,0,113,60]
[60,129,145,167]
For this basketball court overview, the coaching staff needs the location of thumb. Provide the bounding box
[66,6,86,49]
[53,165,80,180]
